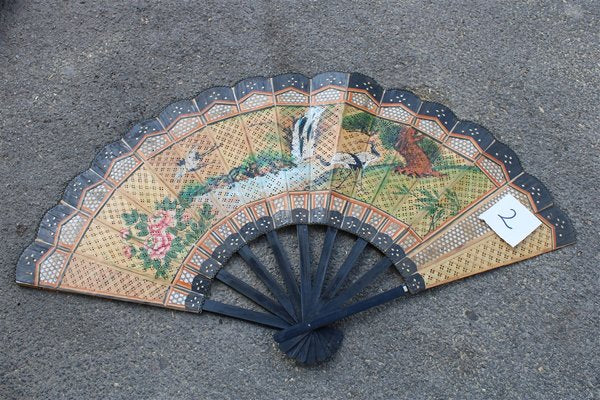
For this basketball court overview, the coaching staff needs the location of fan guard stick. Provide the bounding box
[274,284,410,343]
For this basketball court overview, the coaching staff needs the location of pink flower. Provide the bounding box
[120,228,131,239]
[123,245,133,259]
[149,210,176,235]
[149,223,162,235]
[181,212,192,223]
[147,232,175,260]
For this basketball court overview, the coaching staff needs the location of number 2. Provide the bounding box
[497,208,517,229]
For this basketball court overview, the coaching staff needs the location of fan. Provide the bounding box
[17,72,575,365]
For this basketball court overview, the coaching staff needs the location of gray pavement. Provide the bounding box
[0,1,599,399]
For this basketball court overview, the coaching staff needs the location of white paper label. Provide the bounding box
[479,194,542,247]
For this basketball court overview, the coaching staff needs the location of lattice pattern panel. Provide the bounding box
[349,92,377,111]
[144,144,200,193]
[138,134,170,158]
[416,119,445,140]
[420,224,553,287]
[410,168,495,236]
[174,129,229,183]
[75,221,145,273]
[96,190,149,229]
[380,106,412,123]
[38,251,67,286]
[82,184,110,212]
[120,165,174,209]
[60,255,168,303]
[240,94,271,111]
[109,156,138,182]
[277,91,307,104]
[313,88,344,103]
[351,165,388,203]
[242,108,281,155]
[168,116,203,139]
[205,104,236,122]
[370,172,415,219]
[310,104,344,191]
[479,157,506,185]
[207,117,251,170]
[58,215,87,247]
[447,137,479,159]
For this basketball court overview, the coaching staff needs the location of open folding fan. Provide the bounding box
[17,72,575,365]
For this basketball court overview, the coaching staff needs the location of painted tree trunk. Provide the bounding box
[394,127,442,177]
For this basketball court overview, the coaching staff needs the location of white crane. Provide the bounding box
[317,139,381,189]
[175,145,220,180]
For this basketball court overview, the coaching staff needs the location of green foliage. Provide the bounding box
[121,210,139,226]
[135,220,149,237]
[156,197,178,211]
[178,182,209,209]
[198,202,213,220]
[396,184,412,196]
[240,150,294,173]
[179,150,296,201]
[444,188,462,215]
[434,163,479,172]
[417,136,441,164]
[342,112,376,134]
[396,185,463,233]
[377,120,402,150]
[342,111,406,150]
[279,151,295,165]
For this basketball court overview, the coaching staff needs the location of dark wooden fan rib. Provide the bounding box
[237,246,298,321]
[310,226,337,314]
[304,335,316,365]
[278,331,306,354]
[266,230,301,315]
[317,327,344,361]
[289,335,309,361]
[202,299,289,329]
[320,237,368,301]
[276,326,343,364]
[320,257,393,314]
[297,224,312,320]
[312,332,325,363]
[215,269,295,325]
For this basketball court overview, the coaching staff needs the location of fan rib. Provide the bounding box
[299,334,313,365]
[321,237,368,301]
[305,335,317,365]
[289,335,309,361]
[316,327,343,362]
[266,230,301,316]
[297,224,312,320]
[202,299,288,329]
[215,269,294,325]
[238,246,298,321]
[321,257,393,314]
[311,332,325,364]
[310,226,338,313]
[278,332,308,354]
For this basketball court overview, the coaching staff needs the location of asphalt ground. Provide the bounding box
[0,1,598,399]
